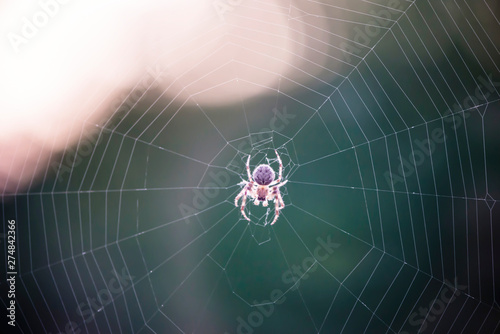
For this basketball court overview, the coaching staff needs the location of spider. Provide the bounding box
[234,150,288,225]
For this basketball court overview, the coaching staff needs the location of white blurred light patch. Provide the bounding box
[0,0,346,195]
[0,0,145,195]
[147,0,343,105]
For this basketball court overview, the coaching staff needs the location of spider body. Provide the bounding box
[234,150,288,225]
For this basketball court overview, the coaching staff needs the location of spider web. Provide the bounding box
[2,0,500,333]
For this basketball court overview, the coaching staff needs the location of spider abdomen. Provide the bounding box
[253,164,275,185]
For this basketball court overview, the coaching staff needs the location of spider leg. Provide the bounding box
[276,180,288,188]
[240,193,251,221]
[246,154,253,181]
[267,178,287,188]
[268,186,286,225]
[236,181,255,221]
[270,199,281,225]
[276,191,285,209]
[275,150,282,183]
[234,182,248,206]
